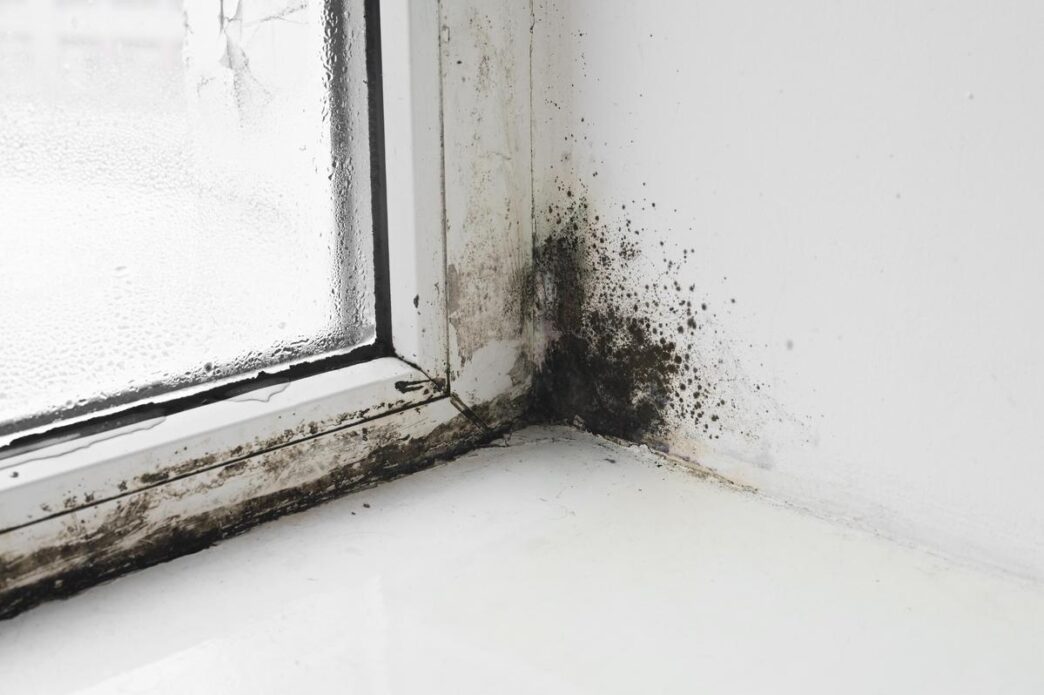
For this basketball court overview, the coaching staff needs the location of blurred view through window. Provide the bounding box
[0,0,376,442]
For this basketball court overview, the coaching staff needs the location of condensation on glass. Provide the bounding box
[0,0,376,441]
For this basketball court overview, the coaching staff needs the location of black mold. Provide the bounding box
[529,184,730,443]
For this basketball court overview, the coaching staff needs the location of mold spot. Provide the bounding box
[394,380,428,394]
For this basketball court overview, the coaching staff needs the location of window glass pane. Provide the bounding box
[0,0,375,440]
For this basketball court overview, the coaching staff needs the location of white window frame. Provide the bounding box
[0,0,464,614]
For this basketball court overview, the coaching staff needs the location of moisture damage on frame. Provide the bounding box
[0,404,506,621]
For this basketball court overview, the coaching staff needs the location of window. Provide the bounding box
[0,0,389,448]
[0,0,450,613]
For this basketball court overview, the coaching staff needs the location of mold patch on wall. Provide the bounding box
[530,181,766,449]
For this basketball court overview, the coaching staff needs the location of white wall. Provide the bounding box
[534,0,1044,578]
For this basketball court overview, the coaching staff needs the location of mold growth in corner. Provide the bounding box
[530,182,746,445]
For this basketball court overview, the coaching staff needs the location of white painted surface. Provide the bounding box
[2,427,1042,694]
[534,1,1044,578]
[382,0,449,380]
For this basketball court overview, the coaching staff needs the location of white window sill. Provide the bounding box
[2,426,1041,694]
